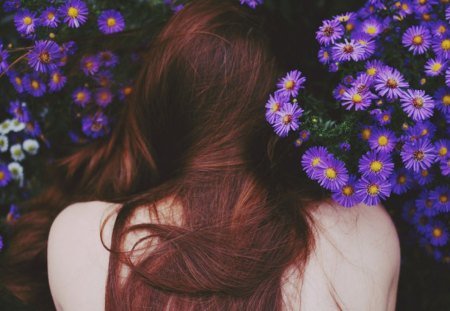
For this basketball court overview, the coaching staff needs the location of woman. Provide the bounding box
[5,0,400,310]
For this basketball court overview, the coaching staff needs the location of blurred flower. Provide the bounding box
[8,101,30,123]
[14,9,38,35]
[72,87,91,107]
[82,112,109,138]
[98,10,125,34]
[40,7,59,28]
[239,0,263,9]
[0,164,12,187]
[48,69,67,92]
[265,93,287,124]
[0,135,8,152]
[95,88,113,107]
[8,162,23,181]
[424,57,447,77]
[23,73,46,97]
[80,55,100,76]
[10,143,25,161]
[23,139,39,155]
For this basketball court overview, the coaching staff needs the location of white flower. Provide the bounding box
[10,118,26,132]
[8,162,24,181]
[0,119,12,135]
[23,139,39,155]
[0,135,8,152]
[10,143,25,161]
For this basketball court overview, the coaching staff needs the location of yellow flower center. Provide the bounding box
[378,135,388,146]
[440,194,448,204]
[339,88,346,95]
[325,168,337,179]
[284,80,295,90]
[91,122,102,132]
[352,93,363,103]
[421,129,428,136]
[47,12,55,20]
[438,25,446,33]
[99,92,109,101]
[368,184,380,195]
[420,169,429,177]
[437,146,447,158]
[76,92,86,101]
[86,61,93,70]
[441,39,450,50]
[412,97,424,108]
[271,102,280,113]
[367,67,377,76]
[432,63,442,72]
[366,25,377,35]
[362,128,371,140]
[343,44,354,54]
[413,150,425,161]
[282,114,292,125]
[370,160,383,172]
[433,228,443,238]
[443,95,450,106]
[68,7,79,18]
[382,114,390,122]
[419,0,427,4]
[386,78,398,89]
[39,51,50,63]
[52,73,60,83]
[0,171,4,180]
[413,35,423,45]
[15,77,22,85]
[397,175,406,184]
[312,157,321,167]
[324,26,334,37]
[31,80,39,90]
[346,23,354,32]
[323,51,329,59]
[422,13,431,21]
[342,186,354,196]
[23,16,32,25]
[107,18,117,27]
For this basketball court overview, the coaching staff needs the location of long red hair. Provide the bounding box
[0,1,326,310]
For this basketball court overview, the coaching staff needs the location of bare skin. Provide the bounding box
[48,199,400,311]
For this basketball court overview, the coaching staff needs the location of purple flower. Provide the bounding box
[98,51,119,67]
[360,18,383,37]
[434,87,450,114]
[426,221,448,246]
[339,142,351,151]
[365,60,386,77]
[80,55,99,76]
[432,36,450,59]
[95,88,113,107]
[72,87,91,107]
[413,0,437,13]
[358,150,394,180]
[353,73,374,93]
[23,73,46,97]
[368,127,398,154]
[40,7,59,28]
[374,67,409,100]
[316,19,345,46]
[413,168,434,186]
[265,93,288,124]
[98,10,125,34]
[401,138,437,172]
[341,87,374,110]
[8,71,24,93]
[315,156,349,191]
[318,47,332,65]
[400,89,434,121]
[390,168,414,195]
[352,33,375,60]
[416,190,439,217]
[14,9,38,35]
[0,165,12,187]
[440,156,450,176]
[82,112,109,138]
[8,100,30,123]
[48,69,67,92]
[301,146,329,180]
[0,44,9,74]
[424,57,447,77]
[332,175,361,208]
[272,102,303,137]
[435,139,449,160]
[239,0,263,9]
[59,0,88,28]
[25,121,41,137]
[428,21,449,37]
[333,84,348,100]
[28,40,62,73]
[402,26,431,55]
[276,70,306,98]
[3,0,20,12]
[356,176,391,206]
[61,41,78,56]
[332,39,364,62]
[375,107,393,125]
[430,185,450,213]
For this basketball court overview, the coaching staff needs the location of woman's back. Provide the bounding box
[48,199,400,310]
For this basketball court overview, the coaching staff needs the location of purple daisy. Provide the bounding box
[95,71,113,88]
[424,57,447,77]
[98,51,119,67]
[82,112,109,138]
[413,0,437,13]
[390,168,414,195]
[352,33,375,60]
[339,142,351,152]
[332,39,365,62]
[315,156,349,191]
[413,168,434,185]
[341,87,375,110]
[360,17,383,37]
[435,139,449,160]
[48,69,67,93]
[434,87,450,114]
[353,73,374,93]
[276,70,306,98]
[98,10,125,34]
[428,21,449,37]
[401,138,437,172]
[355,176,391,206]
[265,93,288,124]
[368,127,398,154]
[95,88,113,107]
[272,102,303,137]
[440,156,450,176]
[14,9,38,36]
[400,89,434,121]
[416,190,439,217]
[374,67,409,100]
[59,0,88,28]
[239,0,263,9]
[375,107,393,125]
[0,165,12,187]
[365,60,386,77]
[333,84,348,101]
[28,40,62,73]
[402,25,431,55]
[40,7,59,28]
[430,185,450,213]
[332,175,362,208]
[0,44,9,74]
[318,47,332,65]
[358,150,394,180]
[72,87,91,107]
[432,36,450,59]
[23,73,46,97]
[8,100,30,123]
[301,146,330,180]
[426,221,448,246]
[80,55,100,76]
[316,19,345,46]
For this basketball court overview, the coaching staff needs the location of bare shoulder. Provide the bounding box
[47,201,120,311]
[306,199,401,310]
